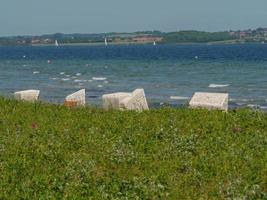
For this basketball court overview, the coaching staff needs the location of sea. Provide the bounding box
[0,44,267,109]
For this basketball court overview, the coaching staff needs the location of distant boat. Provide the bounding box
[55,40,59,47]
[105,38,108,46]
[153,41,156,46]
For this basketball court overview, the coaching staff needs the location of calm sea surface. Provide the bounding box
[0,44,267,109]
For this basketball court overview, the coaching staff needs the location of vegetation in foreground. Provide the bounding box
[0,97,267,199]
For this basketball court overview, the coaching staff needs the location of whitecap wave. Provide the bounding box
[62,78,70,81]
[76,73,82,76]
[247,104,259,108]
[60,72,65,75]
[170,96,190,100]
[239,99,253,102]
[209,84,229,88]
[33,71,40,74]
[92,77,107,81]
[74,79,87,83]
[97,85,103,88]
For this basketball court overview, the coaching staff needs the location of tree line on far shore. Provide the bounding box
[1,28,267,45]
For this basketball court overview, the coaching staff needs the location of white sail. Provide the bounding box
[55,40,59,47]
[153,41,156,46]
[105,38,108,46]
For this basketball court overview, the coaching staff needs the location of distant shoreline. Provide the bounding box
[31,41,153,46]
[29,40,265,47]
[1,28,267,46]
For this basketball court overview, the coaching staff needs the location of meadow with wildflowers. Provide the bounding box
[0,97,266,199]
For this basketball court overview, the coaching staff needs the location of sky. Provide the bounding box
[1,0,267,36]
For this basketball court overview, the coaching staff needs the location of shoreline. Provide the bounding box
[0,41,266,47]
[0,95,266,112]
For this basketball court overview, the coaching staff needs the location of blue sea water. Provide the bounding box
[0,44,267,109]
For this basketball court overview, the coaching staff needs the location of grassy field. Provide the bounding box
[0,97,266,199]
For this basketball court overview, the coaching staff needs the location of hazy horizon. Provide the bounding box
[1,0,267,37]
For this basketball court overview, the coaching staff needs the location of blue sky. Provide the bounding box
[1,0,267,36]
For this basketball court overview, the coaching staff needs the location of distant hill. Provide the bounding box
[0,28,267,45]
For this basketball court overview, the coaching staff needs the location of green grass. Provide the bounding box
[0,97,267,199]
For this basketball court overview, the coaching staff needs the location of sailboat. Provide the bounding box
[55,40,59,47]
[105,38,108,46]
[153,41,156,46]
